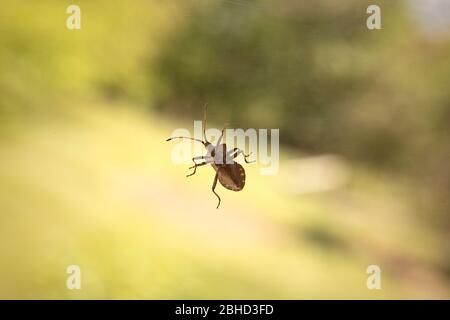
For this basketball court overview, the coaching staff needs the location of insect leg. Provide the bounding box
[188,155,213,175]
[186,161,209,177]
[212,172,221,209]
[192,155,213,164]
[226,148,255,164]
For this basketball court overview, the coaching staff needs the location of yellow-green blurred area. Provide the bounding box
[0,0,449,299]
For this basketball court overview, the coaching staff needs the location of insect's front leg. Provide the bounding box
[186,162,207,177]
[226,148,255,164]
[192,155,209,164]
[187,156,213,177]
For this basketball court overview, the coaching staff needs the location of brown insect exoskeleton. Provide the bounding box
[166,106,254,208]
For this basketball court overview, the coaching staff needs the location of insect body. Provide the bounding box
[166,107,254,208]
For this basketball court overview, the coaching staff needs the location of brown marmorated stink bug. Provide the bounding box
[166,106,254,209]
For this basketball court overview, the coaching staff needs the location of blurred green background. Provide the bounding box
[0,0,449,299]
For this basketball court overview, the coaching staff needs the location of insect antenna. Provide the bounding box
[216,123,230,147]
[166,136,206,146]
[203,103,210,145]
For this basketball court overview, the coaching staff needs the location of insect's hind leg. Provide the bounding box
[211,172,221,209]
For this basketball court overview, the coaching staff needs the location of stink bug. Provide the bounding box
[166,106,254,208]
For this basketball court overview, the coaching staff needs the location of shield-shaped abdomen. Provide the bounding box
[217,163,245,191]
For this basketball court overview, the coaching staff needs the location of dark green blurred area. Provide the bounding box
[155,0,450,216]
[0,0,449,299]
